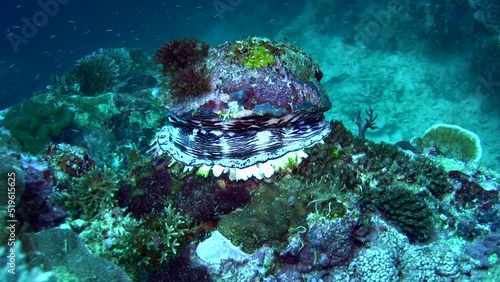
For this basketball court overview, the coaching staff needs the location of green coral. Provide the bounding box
[412,123,482,162]
[361,184,435,243]
[3,100,75,154]
[68,165,119,219]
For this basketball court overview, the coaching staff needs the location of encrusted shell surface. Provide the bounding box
[166,37,331,119]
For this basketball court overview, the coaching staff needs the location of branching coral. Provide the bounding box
[136,204,191,265]
[352,107,378,140]
[79,204,193,278]
[69,165,119,219]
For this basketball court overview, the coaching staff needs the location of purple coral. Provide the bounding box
[18,156,67,231]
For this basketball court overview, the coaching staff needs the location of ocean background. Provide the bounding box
[1,1,500,281]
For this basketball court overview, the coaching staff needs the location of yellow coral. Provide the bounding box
[243,45,277,68]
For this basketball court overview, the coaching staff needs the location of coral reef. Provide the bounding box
[450,170,499,210]
[47,143,96,178]
[352,107,378,139]
[16,156,67,232]
[301,121,450,199]
[280,212,358,272]
[3,99,75,154]
[1,27,499,281]
[465,234,500,268]
[217,181,310,253]
[67,165,119,219]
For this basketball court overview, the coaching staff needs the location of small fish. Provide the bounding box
[49,34,56,38]
[68,20,76,23]
[84,30,91,34]
[105,29,113,32]
[9,64,15,69]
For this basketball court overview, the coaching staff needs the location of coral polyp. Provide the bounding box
[150,37,331,181]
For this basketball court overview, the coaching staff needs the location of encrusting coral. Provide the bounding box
[67,165,119,219]
[78,203,192,278]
